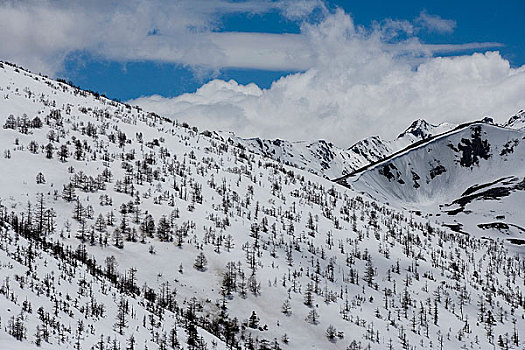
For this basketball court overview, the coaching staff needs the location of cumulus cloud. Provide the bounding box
[130,11,525,146]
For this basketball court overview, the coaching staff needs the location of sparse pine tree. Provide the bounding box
[193,252,207,271]
[248,311,259,329]
[305,308,319,325]
[115,296,128,335]
[364,256,375,287]
[326,324,337,341]
[281,298,292,315]
[113,227,124,248]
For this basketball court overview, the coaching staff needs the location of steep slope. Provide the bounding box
[338,121,525,245]
[0,61,524,350]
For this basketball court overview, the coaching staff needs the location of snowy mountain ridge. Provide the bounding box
[216,118,457,180]
[220,112,522,183]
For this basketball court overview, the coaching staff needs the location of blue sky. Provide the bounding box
[56,0,524,101]
[1,0,524,145]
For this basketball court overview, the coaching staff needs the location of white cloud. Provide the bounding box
[130,11,525,147]
[416,10,456,34]
[277,0,328,20]
[1,2,521,147]
[0,1,500,75]
[0,0,323,75]
[204,32,312,71]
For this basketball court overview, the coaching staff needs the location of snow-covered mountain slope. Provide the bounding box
[0,61,524,350]
[338,121,525,246]
[218,119,456,180]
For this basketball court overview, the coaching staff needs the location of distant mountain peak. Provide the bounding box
[397,118,435,139]
[504,109,525,130]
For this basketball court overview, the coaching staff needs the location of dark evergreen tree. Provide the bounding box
[193,252,207,271]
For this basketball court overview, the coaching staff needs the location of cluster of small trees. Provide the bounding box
[3,113,42,133]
